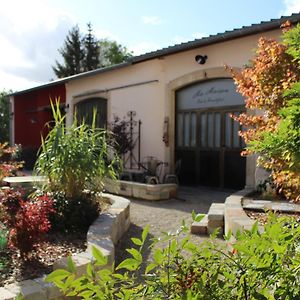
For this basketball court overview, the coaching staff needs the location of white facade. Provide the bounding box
[63,29,281,189]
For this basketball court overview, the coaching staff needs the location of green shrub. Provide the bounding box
[46,214,300,299]
[0,229,7,250]
[34,99,120,232]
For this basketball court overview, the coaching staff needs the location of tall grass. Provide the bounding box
[34,99,120,199]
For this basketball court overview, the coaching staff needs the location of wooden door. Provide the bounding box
[176,108,246,189]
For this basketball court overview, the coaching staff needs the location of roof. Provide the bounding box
[12,13,300,96]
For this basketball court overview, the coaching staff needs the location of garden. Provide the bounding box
[0,21,299,299]
[0,101,120,286]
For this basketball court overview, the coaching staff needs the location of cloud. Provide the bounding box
[129,41,161,55]
[142,16,162,25]
[0,0,75,91]
[281,0,300,15]
[94,29,119,41]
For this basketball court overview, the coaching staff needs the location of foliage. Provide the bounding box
[228,22,300,201]
[53,25,85,78]
[283,22,300,62]
[99,39,133,66]
[34,100,119,231]
[0,229,7,250]
[83,22,100,72]
[53,23,132,78]
[251,85,300,201]
[49,191,100,233]
[34,99,120,199]
[109,115,133,155]
[0,90,10,143]
[47,214,300,299]
[0,143,22,183]
[0,188,54,258]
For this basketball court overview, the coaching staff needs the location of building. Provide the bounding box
[10,13,300,189]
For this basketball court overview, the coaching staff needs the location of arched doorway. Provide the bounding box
[175,78,246,189]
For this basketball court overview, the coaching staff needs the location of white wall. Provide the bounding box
[66,28,282,186]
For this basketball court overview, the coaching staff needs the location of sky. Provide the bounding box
[0,0,299,92]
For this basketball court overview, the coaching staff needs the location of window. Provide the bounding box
[75,98,107,128]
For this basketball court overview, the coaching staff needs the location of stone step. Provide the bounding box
[190,214,208,235]
[207,203,225,236]
[207,203,225,221]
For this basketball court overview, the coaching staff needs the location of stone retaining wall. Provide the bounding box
[0,194,130,300]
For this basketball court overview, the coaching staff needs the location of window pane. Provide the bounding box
[191,113,196,147]
[207,113,214,148]
[214,113,221,148]
[177,113,183,147]
[225,113,232,147]
[184,113,190,147]
[201,113,207,147]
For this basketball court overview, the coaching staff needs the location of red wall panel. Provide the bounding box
[14,84,66,147]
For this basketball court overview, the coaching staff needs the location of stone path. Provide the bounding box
[115,186,232,265]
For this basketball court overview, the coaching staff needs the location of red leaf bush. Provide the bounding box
[0,189,55,258]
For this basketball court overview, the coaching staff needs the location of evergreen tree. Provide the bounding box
[52,24,133,78]
[84,23,100,71]
[52,25,84,78]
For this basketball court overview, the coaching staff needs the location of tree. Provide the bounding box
[53,24,133,78]
[52,25,85,78]
[227,22,300,201]
[83,23,100,72]
[0,91,10,143]
[99,39,133,67]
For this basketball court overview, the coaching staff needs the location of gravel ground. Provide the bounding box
[115,186,232,265]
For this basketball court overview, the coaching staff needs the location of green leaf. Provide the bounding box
[142,225,149,242]
[153,249,164,264]
[131,237,143,246]
[92,246,108,266]
[145,263,157,274]
[116,258,140,271]
[126,248,142,262]
[192,210,205,222]
[45,269,71,282]
[67,256,76,273]
[86,263,94,278]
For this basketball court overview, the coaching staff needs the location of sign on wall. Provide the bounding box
[176,78,245,110]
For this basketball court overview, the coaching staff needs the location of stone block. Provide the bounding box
[208,203,225,221]
[33,277,62,300]
[191,215,208,235]
[0,287,17,300]
[5,280,47,300]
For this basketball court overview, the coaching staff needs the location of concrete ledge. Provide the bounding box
[224,188,255,236]
[104,178,178,200]
[2,193,130,300]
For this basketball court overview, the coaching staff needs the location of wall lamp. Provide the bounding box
[195,55,208,64]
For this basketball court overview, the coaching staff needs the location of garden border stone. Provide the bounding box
[0,193,130,300]
[224,188,264,236]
